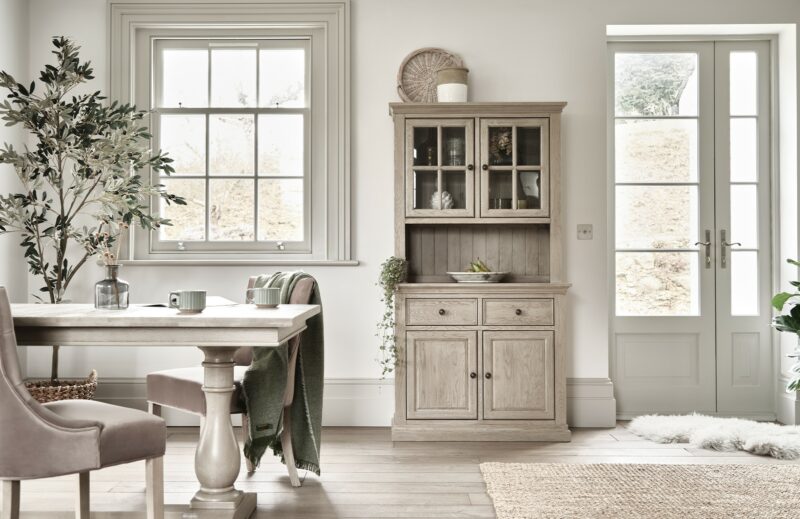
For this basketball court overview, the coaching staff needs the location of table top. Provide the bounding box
[10,303,320,329]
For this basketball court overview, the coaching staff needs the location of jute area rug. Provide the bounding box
[480,463,800,519]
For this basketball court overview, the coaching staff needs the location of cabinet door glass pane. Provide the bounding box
[442,127,466,166]
[616,252,699,316]
[488,171,512,209]
[413,170,438,210]
[517,127,541,166]
[488,127,513,166]
[413,127,438,166]
[442,171,466,210]
[517,171,541,210]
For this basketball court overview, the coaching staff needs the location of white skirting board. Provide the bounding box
[93,376,616,428]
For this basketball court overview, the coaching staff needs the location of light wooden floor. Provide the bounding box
[4,424,799,518]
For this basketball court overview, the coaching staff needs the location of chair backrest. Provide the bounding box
[0,287,102,479]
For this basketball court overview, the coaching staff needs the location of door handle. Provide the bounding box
[694,229,712,269]
[720,229,740,269]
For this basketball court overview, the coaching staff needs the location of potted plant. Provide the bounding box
[376,256,407,376]
[0,37,185,399]
[772,258,800,391]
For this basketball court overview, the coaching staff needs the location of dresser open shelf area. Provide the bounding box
[391,102,570,441]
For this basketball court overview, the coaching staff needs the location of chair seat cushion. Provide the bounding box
[146,366,247,416]
[42,399,166,468]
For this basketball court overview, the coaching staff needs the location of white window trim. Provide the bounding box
[108,0,355,265]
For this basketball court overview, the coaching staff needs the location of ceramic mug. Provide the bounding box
[169,290,207,313]
[247,287,281,308]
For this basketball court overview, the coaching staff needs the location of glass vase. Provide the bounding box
[94,265,129,310]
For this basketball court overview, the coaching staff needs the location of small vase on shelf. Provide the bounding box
[95,264,129,310]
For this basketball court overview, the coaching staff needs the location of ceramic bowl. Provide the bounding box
[446,271,508,283]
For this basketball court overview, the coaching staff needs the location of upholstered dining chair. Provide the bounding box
[146,276,314,488]
[0,287,166,519]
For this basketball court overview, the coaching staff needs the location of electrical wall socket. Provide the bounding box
[577,224,593,240]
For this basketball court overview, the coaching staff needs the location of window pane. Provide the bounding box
[159,115,205,175]
[161,49,208,108]
[616,185,697,249]
[615,53,698,116]
[730,118,758,182]
[158,179,206,241]
[211,49,256,108]
[209,179,254,241]
[731,251,759,316]
[730,52,757,116]
[616,252,699,316]
[615,119,698,183]
[730,185,758,249]
[209,115,255,176]
[258,114,303,177]
[259,49,305,107]
[258,179,303,241]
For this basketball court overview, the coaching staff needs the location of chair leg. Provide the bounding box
[1,480,20,519]
[76,472,89,519]
[199,415,206,437]
[241,414,255,473]
[281,410,302,487]
[146,456,164,519]
[148,401,162,417]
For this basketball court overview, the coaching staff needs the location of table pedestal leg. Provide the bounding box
[186,347,256,518]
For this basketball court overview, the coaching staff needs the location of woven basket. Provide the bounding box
[25,370,98,403]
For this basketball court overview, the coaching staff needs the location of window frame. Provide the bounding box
[109,0,353,264]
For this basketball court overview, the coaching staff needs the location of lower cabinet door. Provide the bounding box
[406,330,478,419]
[482,330,554,419]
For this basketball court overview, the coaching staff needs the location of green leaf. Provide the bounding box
[772,292,796,311]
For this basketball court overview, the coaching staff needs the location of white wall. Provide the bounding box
[13,0,800,426]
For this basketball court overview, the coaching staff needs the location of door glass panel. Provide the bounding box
[615,119,698,183]
[730,118,758,182]
[413,170,438,210]
[730,185,758,249]
[258,114,304,177]
[517,171,541,210]
[159,178,206,241]
[614,53,698,116]
[731,251,759,315]
[442,171,466,210]
[488,127,513,166]
[517,127,541,166]
[616,252,699,316]
[730,52,758,116]
[209,179,254,241]
[161,49,208,108]
[159,115,206,175]
[210,49,257,108]
[616,185,698,249]
[413,127,438,166]
[442,127,466,166]
[259,48,305,108]
[209,115,255,176]
[487,171,512,209]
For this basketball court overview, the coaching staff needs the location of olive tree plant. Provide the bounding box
[0,37,185,380]
[772,259,800,391]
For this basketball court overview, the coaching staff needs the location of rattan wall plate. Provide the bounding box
[397,48,465,103]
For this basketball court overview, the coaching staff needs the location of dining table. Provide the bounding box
[10,301,321,518]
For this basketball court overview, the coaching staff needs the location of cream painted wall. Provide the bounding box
[13,0,800,425]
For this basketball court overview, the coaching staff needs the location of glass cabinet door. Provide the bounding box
[479,118,549,218]
[405,119,474,217]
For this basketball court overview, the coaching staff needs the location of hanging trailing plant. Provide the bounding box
[376,256,407,376]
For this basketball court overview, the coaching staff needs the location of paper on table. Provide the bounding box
[138,296,238,308]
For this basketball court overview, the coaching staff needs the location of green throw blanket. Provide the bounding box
[242,271,324,475]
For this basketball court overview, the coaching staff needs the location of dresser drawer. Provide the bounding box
[483,299,554,326]
[406,299,478,326]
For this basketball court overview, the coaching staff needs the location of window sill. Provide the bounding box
[118,259,360,267]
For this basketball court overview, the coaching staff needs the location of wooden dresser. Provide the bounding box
[390,102,570,441]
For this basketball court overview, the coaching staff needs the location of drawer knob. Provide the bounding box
[485,372,492,379]
[438,308,446,316]
[470,372,477,379]
[515,308,522,316]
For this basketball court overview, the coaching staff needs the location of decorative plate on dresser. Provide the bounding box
[390,102,570,442]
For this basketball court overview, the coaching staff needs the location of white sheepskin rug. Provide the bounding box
[629,414,800,460]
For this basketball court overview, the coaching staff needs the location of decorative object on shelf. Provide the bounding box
[430,190,454,210]
[397,47,465,103]
[25,370,97,404]
[0,37,185,387]
[489,127,513,165]
[771,258,800,391]
[376,256,408,376]
[489,198,513,209]
[519,171,541,198]
[445,136,465,166]
[447,271,508,283]
[436,66,469,102]
[95,264,130,310]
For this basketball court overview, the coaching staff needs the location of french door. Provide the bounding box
[610,40,773,418]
